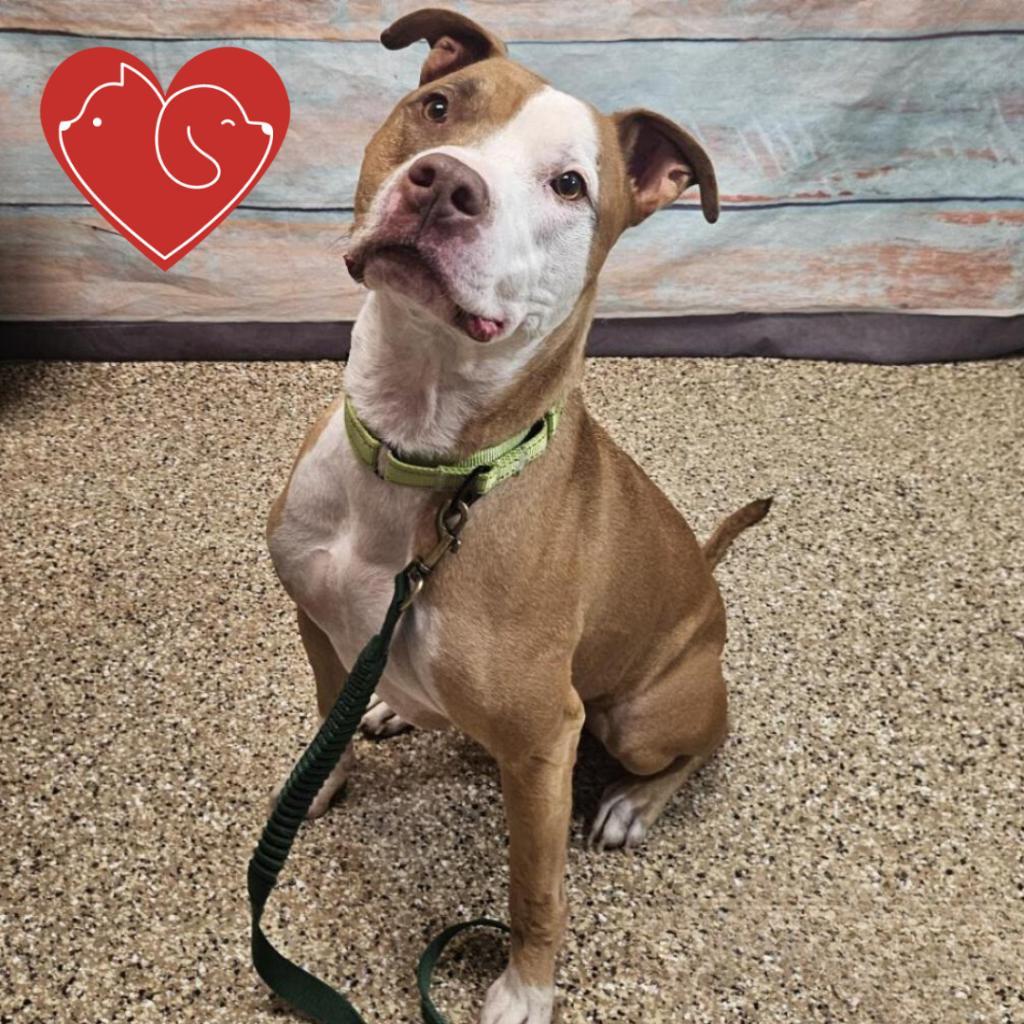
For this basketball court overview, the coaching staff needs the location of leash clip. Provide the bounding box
[401,563,428,610]
[399,468,489,612]
[437,498,470,552]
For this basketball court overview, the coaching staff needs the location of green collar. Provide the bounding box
[344,397,562,496]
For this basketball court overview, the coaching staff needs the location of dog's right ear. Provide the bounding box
[381,8,507,86]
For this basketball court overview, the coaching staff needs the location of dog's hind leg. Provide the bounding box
[587,649,727,850]
[588,754,708,850]
[360,694,414,738]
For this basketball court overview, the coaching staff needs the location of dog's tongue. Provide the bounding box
[465,314,503,343]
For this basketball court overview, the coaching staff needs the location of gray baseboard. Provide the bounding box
[2,313,1021,363]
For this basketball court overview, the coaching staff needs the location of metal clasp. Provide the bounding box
[400,563,427,610]
[398,468,488,612]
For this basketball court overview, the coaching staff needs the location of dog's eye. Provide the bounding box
[423,94,449,123]
[551,171,586,200]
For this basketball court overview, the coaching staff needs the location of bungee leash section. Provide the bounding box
[247,467,508,1024]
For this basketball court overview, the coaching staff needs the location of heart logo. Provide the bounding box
[40,47,290,270]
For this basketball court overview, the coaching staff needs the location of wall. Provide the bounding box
[1,2,1022,345]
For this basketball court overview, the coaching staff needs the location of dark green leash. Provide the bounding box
[247,469,509,1024]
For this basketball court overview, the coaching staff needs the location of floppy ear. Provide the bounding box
[613,109,719,224]
[381,8,507,86]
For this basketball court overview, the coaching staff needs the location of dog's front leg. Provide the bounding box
[269,606,354,819]
[481,694,584,1024]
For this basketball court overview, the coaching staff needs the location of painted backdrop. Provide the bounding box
[1,2,1022,358]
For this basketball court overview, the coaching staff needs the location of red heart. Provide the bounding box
[40,47,290,270]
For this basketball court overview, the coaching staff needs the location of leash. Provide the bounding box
[247,467,509,1024]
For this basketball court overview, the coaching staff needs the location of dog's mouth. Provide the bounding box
[345,244,504,344]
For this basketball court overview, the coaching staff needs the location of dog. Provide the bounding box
[267,9,769,1022]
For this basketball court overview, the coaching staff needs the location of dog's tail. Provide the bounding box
[702,497,773,569]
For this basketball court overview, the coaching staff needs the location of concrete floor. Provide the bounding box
[1,357,1021,1024]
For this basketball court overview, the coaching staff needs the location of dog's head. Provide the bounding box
[345,8,718,347]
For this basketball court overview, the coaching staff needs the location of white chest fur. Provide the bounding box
[270,282,538,728]
[268,404,451,729]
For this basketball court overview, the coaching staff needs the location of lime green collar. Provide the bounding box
[344,397,562,496]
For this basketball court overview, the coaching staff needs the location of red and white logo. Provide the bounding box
[41,47,290,270]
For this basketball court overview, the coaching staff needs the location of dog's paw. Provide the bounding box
[269,744,353,820]
[480,965,553,1024]
[588,783,650,851]
[360,694,413,739]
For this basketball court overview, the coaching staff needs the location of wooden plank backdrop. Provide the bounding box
[1,5,1022,323]
[4,204,1021,320]
[5,34,1024,209]
[2,0,1021,41]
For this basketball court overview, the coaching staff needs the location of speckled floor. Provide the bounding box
[1,357,1022,1024]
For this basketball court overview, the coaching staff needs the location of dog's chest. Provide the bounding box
[269,407,450,727]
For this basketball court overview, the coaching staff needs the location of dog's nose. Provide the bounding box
[401,154,489,224]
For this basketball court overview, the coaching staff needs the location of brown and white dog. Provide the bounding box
[267,9,769,1022]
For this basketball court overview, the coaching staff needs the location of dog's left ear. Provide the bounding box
[613,109,719,224]
[381,8,507,86]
